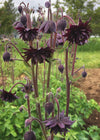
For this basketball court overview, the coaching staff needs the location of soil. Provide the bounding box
[73,68,100,127]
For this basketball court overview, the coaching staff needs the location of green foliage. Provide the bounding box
[0,0,17,34]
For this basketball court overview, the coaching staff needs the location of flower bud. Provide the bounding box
[57,19,67,31]
[56,87,61,92]
[18,5,22,13]
[25,119,32,127]
[20,15,27,25]
[82,71,87,77]
[19,106,23,112]
[45,1,51,8]
[3,52,10,62]
[24,131,36,140]
[45,102,54,115]
[58,64,64,73]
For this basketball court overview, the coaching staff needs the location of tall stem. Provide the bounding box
[71,44,77,76]
[9,82,25,93]
[27,96,31,131]
[65,48,70,117]
[31,63,42,120]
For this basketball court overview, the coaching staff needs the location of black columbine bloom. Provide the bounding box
[21,83,33,94]
[3,52,10,62]
[23,47,55,64]
[0,89,19,102]
[39,21,56,33]
[64,18,92,45]
[24,131,36,140]
[14,24,38,41]
[43,111,75,134]
[57,19,67,31]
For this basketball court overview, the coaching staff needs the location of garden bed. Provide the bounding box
[73,68,100,127]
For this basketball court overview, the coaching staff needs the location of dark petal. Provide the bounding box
[45,102,54,114]
[39,21,48,32]
[3,52,10,62]
[57,19,67,31]
[20,15,27,25]
[58,121,65,128]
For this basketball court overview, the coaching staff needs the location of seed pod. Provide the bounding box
[45,102,54,115]
[82,71,87,77]
[58,64,64,73]
[24,131,36,140]
[20,15,27,25]
[57,19,67,31]
[18,5,22,13]
[3,52,10,62]
[45,1,51,8]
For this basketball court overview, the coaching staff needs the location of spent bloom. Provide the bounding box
[64,18,92,45]
[23,47,55,64]
[0,89,19,102]
[43,110,75,134]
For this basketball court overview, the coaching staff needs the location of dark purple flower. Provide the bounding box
[23,47,55,64]
[45,102,54,115]
[21,83,33,94]
[24,131,36,140]
[0,89,19,102]
[45,1,51,8]
[57,19,67,31]
[3,52,10,62]
[58,64,64,73]
[82,71,87,77]
[64,18,92,45]
[39,21,56,33]
[14,24,38,41]
[43,111,75,134]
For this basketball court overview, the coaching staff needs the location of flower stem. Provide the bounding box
[31,117,47,140]
[71,44,77,76]
[55,98,60,120]
[9,82,25,93]
[27,95,31,131]
[65,48,70,117]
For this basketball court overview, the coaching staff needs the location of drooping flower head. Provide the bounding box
[23,47,55,64]
[43,110,75,134]
[64,18,92,45]
[39,21,56,33]
[45,1,51,8]
[14,23,38,41]
[57,19,67,31]
[0,89,19,102]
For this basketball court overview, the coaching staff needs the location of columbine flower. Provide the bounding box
[0,89,19,102]
[23,47,55,64]
[14,23,38,41]
[43,111,75,134]
[64,18,92,45]
[21,83,33,94]
[18,5,22,13]
[57,19,67,31]
[24,131,36,140]
[39,21,56,33]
